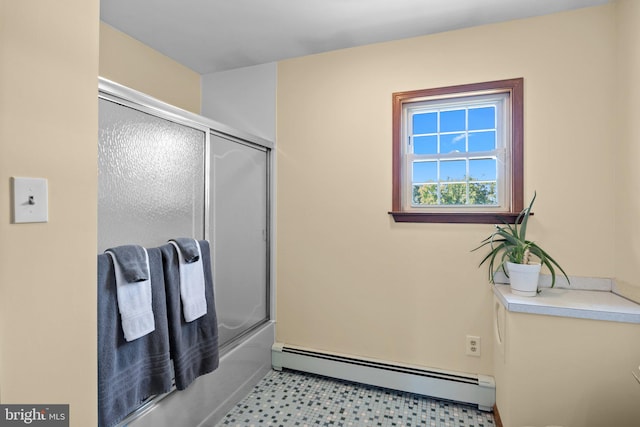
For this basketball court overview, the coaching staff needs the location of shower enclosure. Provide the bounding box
[98,78,274,426]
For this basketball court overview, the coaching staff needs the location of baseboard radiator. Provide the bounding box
[272,343,495,412]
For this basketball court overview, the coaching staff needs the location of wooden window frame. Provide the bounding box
[390,78,524,224]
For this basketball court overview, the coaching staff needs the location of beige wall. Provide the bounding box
[0,2,634,426]
[614,0,640,303]
[99,22,201,114]
[0,1,99,425]
[276,4,617,376]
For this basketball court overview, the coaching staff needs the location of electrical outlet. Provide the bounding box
[466,335,481,357]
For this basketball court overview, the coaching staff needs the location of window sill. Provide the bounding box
[389,211,524,224]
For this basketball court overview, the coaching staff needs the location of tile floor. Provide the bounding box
[216,369,495,427]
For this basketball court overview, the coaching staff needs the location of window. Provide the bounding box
[391,78,524,223]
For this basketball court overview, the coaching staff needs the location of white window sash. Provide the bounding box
[402,92,511,211]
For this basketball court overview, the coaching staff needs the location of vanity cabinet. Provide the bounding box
[492,285,640,427]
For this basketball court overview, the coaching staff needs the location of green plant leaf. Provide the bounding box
[528,243,570,287]
[473,191,569,287]
[499,217,519,240]
[518,191,536,241]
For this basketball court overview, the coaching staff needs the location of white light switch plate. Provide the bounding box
[12,177,48,223]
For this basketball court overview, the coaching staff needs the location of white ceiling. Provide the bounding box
[100,0,609,74]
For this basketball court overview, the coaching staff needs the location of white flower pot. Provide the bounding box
[506,262,541,297]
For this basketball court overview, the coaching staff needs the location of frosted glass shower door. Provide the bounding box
[98,98,206,252]
[211,134,269,347]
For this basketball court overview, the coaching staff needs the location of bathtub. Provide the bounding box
[124,321,275,427]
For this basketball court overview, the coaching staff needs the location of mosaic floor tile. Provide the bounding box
[216,369,494,427]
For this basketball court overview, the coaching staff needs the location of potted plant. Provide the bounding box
[473,192,570,296]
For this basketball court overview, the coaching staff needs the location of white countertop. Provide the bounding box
[493,284,640,324]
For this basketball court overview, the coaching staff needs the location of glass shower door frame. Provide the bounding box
[98,76,274,338]
[98,78,274,426]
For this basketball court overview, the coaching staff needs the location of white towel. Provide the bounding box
[106,249,155,341]
[169,240,207,322]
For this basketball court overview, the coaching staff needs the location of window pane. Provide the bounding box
[439,183,467,205]
[468,131,496,152]
[440,109,465,132]
[413,135,437,154]
[440,160,466,181]
[469,158,496,180]
[412,112,437,134]
[413,183,437,205]
[468,106,495,130]
[412,161,437,183]
[469,182,498,205]
[440,133,466,154]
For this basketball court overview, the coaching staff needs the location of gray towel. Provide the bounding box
[160,240,219,390]
[169,238,200,263]
[104,245,149,282]
[98,248,172,427]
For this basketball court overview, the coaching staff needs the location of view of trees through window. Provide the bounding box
[413,180,497,205]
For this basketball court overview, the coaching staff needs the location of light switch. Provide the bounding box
[12,177,48,223]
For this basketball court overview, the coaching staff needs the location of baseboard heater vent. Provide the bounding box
[272,343,495,411]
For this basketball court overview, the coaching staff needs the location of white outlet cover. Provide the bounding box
[12,177,48,223]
